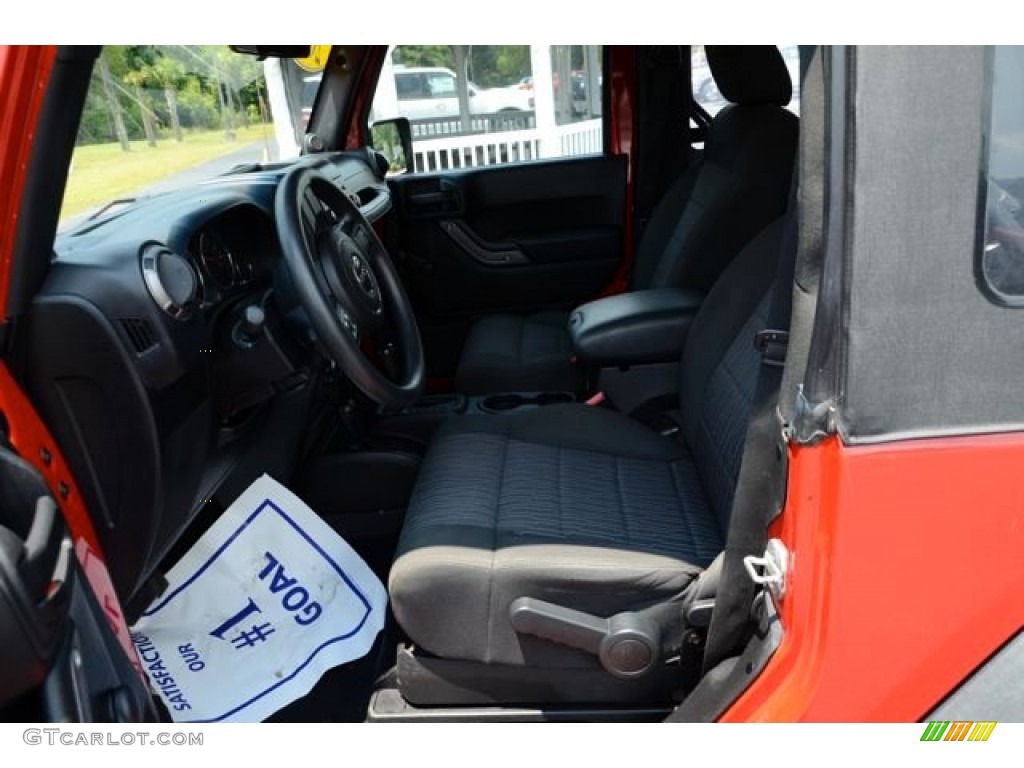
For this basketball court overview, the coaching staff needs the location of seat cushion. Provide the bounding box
[389,404,723,667]
[455,311,582,395]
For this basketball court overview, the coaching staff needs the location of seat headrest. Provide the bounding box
[705,46,792,106]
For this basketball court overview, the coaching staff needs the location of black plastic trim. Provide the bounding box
[7,46,98,320]
[665,592,782,722]
[367,688,668,723]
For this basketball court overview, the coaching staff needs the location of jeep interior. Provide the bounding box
[2,44,808,723]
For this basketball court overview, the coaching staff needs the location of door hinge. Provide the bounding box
[743,538,789,600]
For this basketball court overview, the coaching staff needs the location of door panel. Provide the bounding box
[0,445,154,722]
[391,154,626,319]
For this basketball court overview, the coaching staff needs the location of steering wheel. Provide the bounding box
[275,166,424,408]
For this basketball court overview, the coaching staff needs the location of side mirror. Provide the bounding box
[370,117,414,176]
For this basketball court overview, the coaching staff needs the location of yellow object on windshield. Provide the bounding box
[295,46,331,73]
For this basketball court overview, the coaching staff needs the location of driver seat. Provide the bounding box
[389,213,788,705]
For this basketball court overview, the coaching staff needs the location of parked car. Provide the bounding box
[392,65,532,119]
[302,66,532,129]
[518,70,592,116]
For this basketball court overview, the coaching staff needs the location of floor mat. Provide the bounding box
[130,474,389,722]
[268,619,398,723]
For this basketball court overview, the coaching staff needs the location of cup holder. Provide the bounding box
[480,391,574,414]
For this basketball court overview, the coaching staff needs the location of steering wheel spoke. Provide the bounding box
[276,167,424,408]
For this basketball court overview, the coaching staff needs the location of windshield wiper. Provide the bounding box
[87,197,137,221]
[57,197,139,238]
[227,163,263,174]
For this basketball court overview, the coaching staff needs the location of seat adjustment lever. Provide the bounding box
[509,597,660,678]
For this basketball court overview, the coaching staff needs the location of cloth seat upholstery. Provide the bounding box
[390,218,786,669]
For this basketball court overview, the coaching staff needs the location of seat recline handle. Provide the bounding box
[509,597,661,678]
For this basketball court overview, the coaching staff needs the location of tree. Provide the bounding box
[122,46,164,147]
[169,46,267,139]
[215,74,235,140]
[73,46,268,148]
[493,46,530,85]
[453,46,471,134]
[123,76,159,147]
[393,45,453,69]
[174,74,218,131]
[207,46,264,130]
[469,46,529,87]
[97,52,129,151]
[149,55,186,142]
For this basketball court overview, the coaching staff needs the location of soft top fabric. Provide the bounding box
[706,46,792,106]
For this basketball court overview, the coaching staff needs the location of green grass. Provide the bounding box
[60,123,275,220]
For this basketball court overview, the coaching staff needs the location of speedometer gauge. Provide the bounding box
[198,229,239,289]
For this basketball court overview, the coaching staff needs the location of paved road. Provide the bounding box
[60,138,279,232]
[136,139,277,197]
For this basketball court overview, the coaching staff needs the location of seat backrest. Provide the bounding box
[630,46,798,295]
[677,217,789,533]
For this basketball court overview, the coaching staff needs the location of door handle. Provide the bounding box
[439,220,529,266]
[407,179,462,214]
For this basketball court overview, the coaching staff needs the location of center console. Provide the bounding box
[568,287,704,366]
[568,288,704,413]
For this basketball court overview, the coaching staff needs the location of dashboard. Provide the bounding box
[21,150,391,608]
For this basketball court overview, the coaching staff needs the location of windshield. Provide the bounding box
[59,45,316,231]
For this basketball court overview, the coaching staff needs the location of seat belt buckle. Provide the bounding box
[754,329,789,368]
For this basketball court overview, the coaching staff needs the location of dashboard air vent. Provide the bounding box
[141,244,198,321]
[120,318,158,355]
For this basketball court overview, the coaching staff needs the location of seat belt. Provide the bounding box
[699,214,797,675]
[657,208,798,708]
[698,46,823,679]
[655,206,797,718]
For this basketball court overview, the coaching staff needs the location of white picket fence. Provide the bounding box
[412,118,602,173]
[411,112,537,139]
[557,119,603,156]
